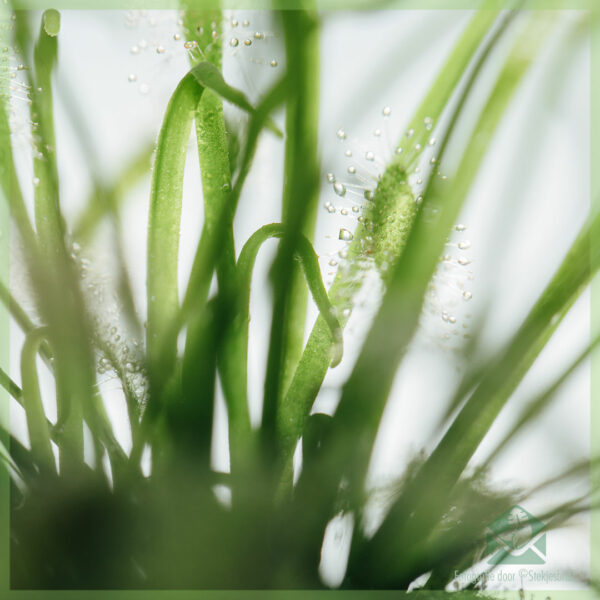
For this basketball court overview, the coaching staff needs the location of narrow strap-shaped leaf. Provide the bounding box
[0,54,35,247]
[237,224,343,369]
[0,366,23,404]
[147,64,283,384]
[481,331,600,470]
[32,10,62,255]
[0,281,52,366]
[20,328,55,476]
[277,9,322,424]
[225,223,343,463]
[146,70,204,381]
[180,76,288,327]
[0,365,63,442]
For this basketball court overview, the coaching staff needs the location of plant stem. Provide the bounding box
[278,9,322,400]
[146,72,203,383]
[262,9,321,459]
[20,328,55,476]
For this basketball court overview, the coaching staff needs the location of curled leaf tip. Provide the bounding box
[43,9,61,37]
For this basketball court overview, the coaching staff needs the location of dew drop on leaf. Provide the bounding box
[338,228,353,242]
[333,182,346,197]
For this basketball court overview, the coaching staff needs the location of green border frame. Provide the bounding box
[0,2,597,598]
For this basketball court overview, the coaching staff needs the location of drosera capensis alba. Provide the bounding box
[0,5,596,592]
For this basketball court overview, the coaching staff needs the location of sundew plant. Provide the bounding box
[0,1,598,593]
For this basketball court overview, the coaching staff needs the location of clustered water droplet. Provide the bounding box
[333,181,346,197]
[338,228,353,242]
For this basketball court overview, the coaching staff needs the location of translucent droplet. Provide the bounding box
[173,33,181,41]
[395,146,403,155]
[242,19,250,27]
[231,18,239,27]
[339,249,348,259]
[139,83,150,95]
[430,156,437,164]
[244,38,252,46]
[462,291,472,301]
[184,40,197,50]
[352,206,359,213]
[254,31,264,39]
[364,190,374,201]
[212,30,218,40]
[416,178,423,185]
[373,128,381,137]
[341,208,348,216]
[448,316,457,324]
[342,308,351,318]
[128,73,137,82]
[345,149,352,157]
[329,259,338,267]
[33,176,40,186]
[415,143,421,151]
[415,195,423,205]
[270,59,278,67]
[339,228,353,241]
[382,106,391,117]
[457,241,471,250]
[406,128,414,138]
[336,128,346,140]
[428,137,436,146]
[326,172,335,183]
[125,362,135,373]
[230,37,239,47]
[347,166,356,175]
[333,182,346,197]
[156,46,165,54]
[457,257,471,266]
[365,151,374,161]
[455,224,466,232]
